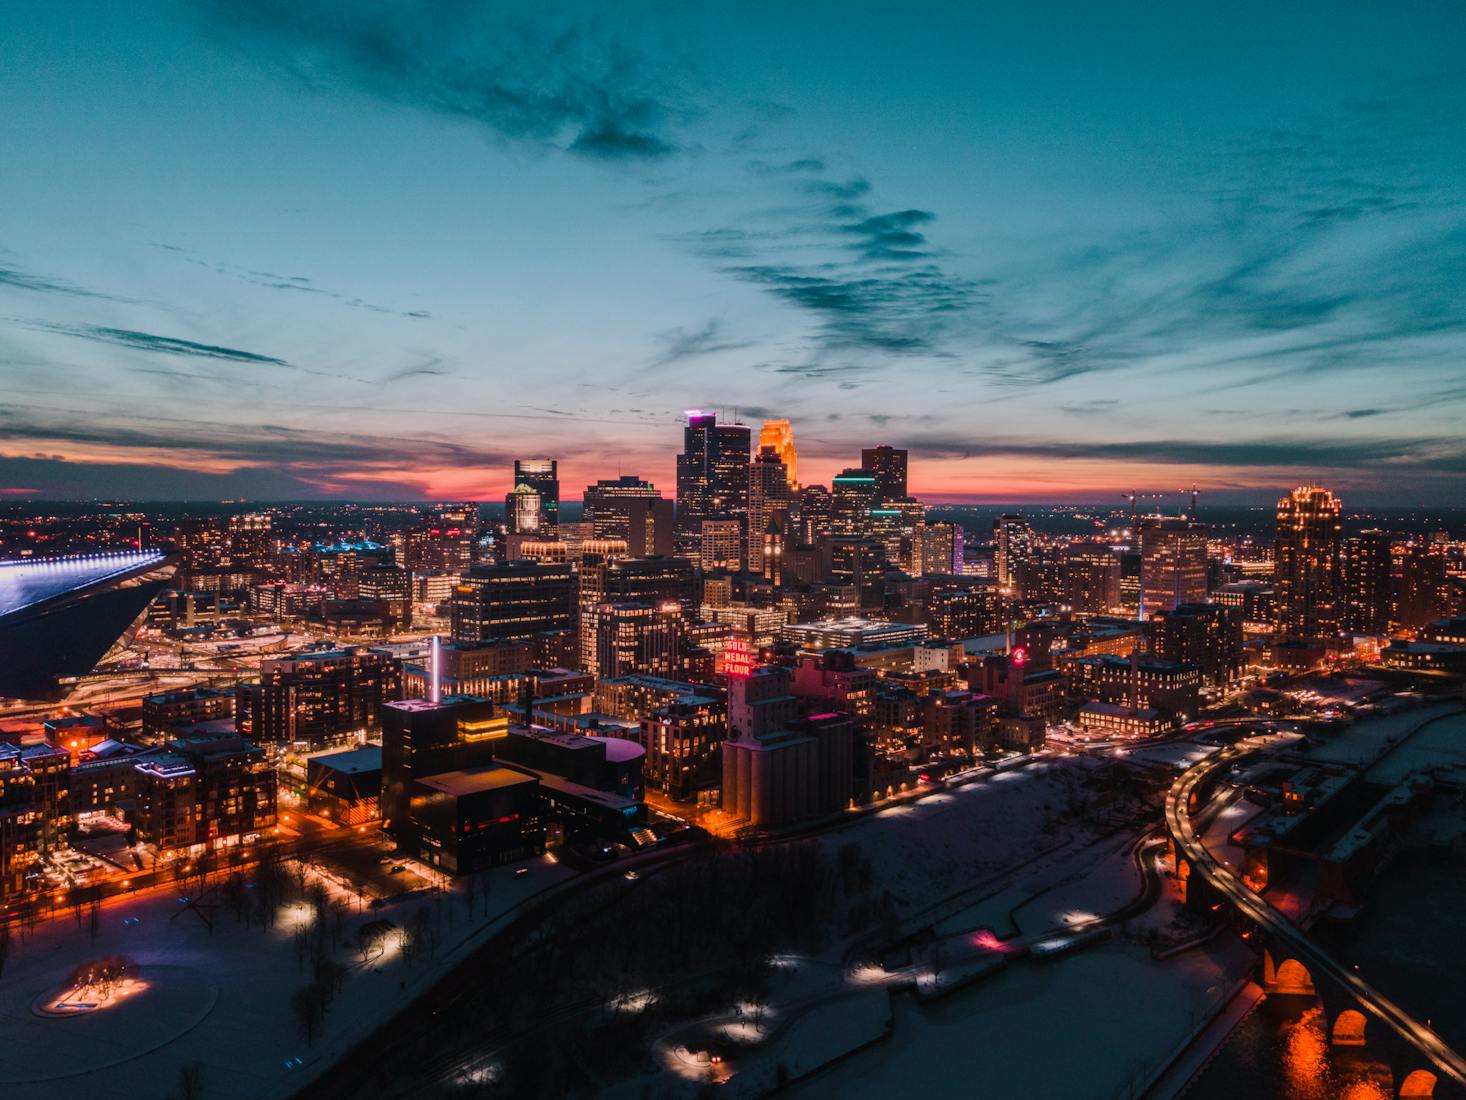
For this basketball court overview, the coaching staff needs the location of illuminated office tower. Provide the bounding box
[869,498,925,573]
[1272,485,1342,640]
[860,445,908,503]
[504,483,544,536]
[1138,517,1208,614]
[748,446,792,574]
[675,411,751,553]
[831,468,879,536]
[1341,529,1392,635]
[577,554,697,668]
[513,459,559,535]
[993,513,1034,595]
[432,503,478,570]
[584,476,672,557]
[758,418,799,489]
[1064,542,1122,614]
[451,561,576,643]
[1394,542,1448,632]
[584,476,658,527]
[585,600,682,678]
[699,519,743,572]
[921,521,964,576]
[794,484,833,545]
[227,513,273,568]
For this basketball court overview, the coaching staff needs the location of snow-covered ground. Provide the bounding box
[1009,833,1148,938]
[0,855,575,1100]
[783,940,1250,1099]
[1115,739,1221,771]
[1365,706,1466,784]
[820,756,1110,919]
[1301,702,1460,768]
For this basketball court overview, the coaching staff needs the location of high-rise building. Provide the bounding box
[675,411,751,554]
[994,514,1034,595]
[600,497,675,558]
[1394,543,1448,632]
[861,445,908,502]
[748,446,793,575]
[699,519,743,572]
[431,504,478,571]
[1342,530,1392,635]
[504,483,544,536]
[227,513,273,568]
[1149,603,1242,689]
[585,600,684,678]
[577,555,697,668]
[1273,485,1342,640]
[1138,518,1209,614]
[830,468,879,536]
[793,484,833,545]
[237,647,399,746]
[131,731,278,852]
[757,419,799,490]
[920,521,964,577]
[584,476,673,556]
[513,459,559,535]
[1064,542,1122,615]
[451,561,576,643]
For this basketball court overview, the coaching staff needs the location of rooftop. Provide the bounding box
[310,745,383,774]
[416,766,537,798]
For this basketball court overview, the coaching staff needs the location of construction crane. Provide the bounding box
[1181,485,1201,522]
[1121,492,1164,532]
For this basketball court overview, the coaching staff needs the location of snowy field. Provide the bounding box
[1365,706,1466,784]
[0,856,575,1100]
[1009,832,1147,938]
[784,939,1249,1100]
[1114,739,1220,771]
[1300,702,1461,768]
[820,757,1112,918]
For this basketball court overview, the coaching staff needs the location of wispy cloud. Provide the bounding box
[687,169,982,363]
[899,430,1466,474]
[648,319,753,367]
[27,321,392,385]
[194,0,684,160]
[150,242,431,319]
[36,323,289,365]
[0,258,134,304]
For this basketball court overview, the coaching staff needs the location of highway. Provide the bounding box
[1165,736,1466,1088]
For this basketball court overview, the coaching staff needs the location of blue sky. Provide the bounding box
[2,0,1465,503]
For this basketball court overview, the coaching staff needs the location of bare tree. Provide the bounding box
[290,983,324,1046]
[314,956,347,1008]
[176,1060,207,1100]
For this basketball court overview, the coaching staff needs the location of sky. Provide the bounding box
[2,0,1465,505]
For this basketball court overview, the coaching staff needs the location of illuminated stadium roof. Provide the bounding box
[0,550,174,701]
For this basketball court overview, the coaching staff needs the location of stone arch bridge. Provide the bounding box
[1165,736,1465,1099]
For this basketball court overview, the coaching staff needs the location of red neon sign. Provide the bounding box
[724,636,756,678]
[1012,647,1028,666]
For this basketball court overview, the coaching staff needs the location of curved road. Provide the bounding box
[1165,735,1466,1088]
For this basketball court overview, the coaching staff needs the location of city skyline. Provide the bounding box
[4,2,1466,504]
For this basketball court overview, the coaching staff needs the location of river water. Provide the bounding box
[1189,842,1466,1099]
